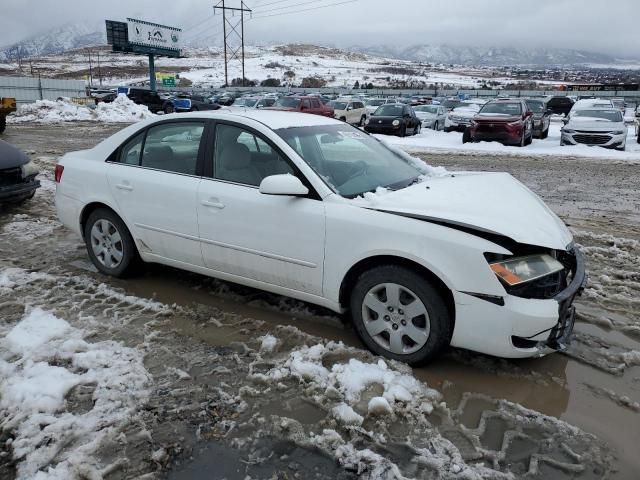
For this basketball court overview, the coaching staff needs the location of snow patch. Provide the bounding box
[0,308,150,479]
[258,334,278,353]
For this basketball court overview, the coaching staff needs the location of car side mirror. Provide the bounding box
[562,118,569,124]
[347,106,353,111]
[259,174,309,196]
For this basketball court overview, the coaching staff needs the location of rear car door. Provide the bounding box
[107,120,206,266]
[196,121,326,295]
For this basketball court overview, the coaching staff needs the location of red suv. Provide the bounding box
[268,95,334,117]
[468,99,534,147]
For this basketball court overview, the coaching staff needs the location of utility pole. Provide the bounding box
[214,0,252,88]
[97,50,103,86]
[87,49,93,87]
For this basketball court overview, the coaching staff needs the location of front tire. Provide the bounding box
[84,208,138,278]
[433,121,439,131]
[359,115,366,127]
[462,127,471,144]
[164,104,175,114]
[399,125,407,137]
[350,265,452,365]
[414,124,421,135]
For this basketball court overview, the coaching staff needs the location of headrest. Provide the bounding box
[220,143,251,170]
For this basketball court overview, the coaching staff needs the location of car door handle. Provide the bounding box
[115,183,133,191]
[201,199,225,209]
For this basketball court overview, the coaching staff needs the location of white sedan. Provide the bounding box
[55,110,585,364]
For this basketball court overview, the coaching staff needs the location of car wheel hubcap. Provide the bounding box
[361,282,430,355]
[90,219,124,269]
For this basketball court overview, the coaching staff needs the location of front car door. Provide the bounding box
[107,120,206,266]
[196,121,326,296]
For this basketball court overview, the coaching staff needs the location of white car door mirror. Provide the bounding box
[259,174,309,196]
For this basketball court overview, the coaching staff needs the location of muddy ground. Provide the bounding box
[0,123,638,479]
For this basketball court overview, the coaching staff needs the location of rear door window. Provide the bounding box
[311,99,321,108]
[119,132,145,165]
[140,122,205,175]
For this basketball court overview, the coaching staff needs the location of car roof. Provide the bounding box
[178,109,341,129]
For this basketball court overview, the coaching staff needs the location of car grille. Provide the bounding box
[0,167,23,187]
[573,132,612,145]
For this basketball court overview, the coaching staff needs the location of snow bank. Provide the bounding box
[8,94,155,124]
[0,307,150,479]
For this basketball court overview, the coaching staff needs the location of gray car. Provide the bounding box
[561,108,627,151]
[525,99,552,139]
[413,105,447,130]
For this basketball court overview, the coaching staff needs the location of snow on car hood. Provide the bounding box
[352,172,573,251]
[565,118,625,131]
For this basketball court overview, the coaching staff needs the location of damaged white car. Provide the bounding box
[55,110,585,364]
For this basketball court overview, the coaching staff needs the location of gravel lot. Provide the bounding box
[1,123,638,479]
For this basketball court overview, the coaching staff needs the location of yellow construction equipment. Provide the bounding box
[0,97,17,134]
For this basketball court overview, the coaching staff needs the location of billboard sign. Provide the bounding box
[566,84,639,92]
[127,18,182,52]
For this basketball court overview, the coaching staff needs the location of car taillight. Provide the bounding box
[54,164,64,183]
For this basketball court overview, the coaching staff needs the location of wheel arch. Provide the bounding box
[338,254,456,337]
[80,201,128,241]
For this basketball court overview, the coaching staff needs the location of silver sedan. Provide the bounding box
[414,105,447,131]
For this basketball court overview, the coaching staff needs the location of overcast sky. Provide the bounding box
[1,0,638,57]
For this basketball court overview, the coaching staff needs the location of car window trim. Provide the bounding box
[206,119,321,201]
[108,118,209,178]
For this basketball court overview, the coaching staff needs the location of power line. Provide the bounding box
[251,0,301,10]
[249,0,358,20]
[252,0,327,14]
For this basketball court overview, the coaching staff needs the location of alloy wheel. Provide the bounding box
[90,219,124,269]
[361,282,431,355]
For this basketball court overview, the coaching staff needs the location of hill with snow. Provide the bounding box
[0,24,106,62]
[354,44,619,67]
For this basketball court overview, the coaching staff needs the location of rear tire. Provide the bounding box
[433,121,439,131]
[359,115,366,127]
[164,104,175,114]
[415,124,421,135]
[350,265,452,365]
[340,116,347,122]
[84,208,139,278]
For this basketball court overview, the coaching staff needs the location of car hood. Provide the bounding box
[356,172,572,251]
[565,119,625,131]
[449,108,477,119]
[0,140,30,169]
[474,113,521,122]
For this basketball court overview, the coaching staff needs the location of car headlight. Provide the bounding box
[392,120,400,126]
[507,121,522,127]
[613,130,626,135]
[20,160,39,179]
[562,129,575,134]
[489,254,565,287]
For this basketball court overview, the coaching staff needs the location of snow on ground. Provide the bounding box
[0,306,150,479]
[8,94,155,124]
[380,121,640,161]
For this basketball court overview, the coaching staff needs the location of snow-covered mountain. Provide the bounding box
[0,23,629,68]
[0,24,105,62]
[354,44,618,67]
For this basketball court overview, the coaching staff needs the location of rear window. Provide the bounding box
[479,102,522,115]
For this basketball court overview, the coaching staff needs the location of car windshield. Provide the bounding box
[415,105,438,114]
[572,110,623,122]
[374,105,404,116]
[479,103,522,115]
[274,124,420,198]
[366,99,385,106]
[330,101,348,110]
[275,97,301,108]
[526,101,544,113]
